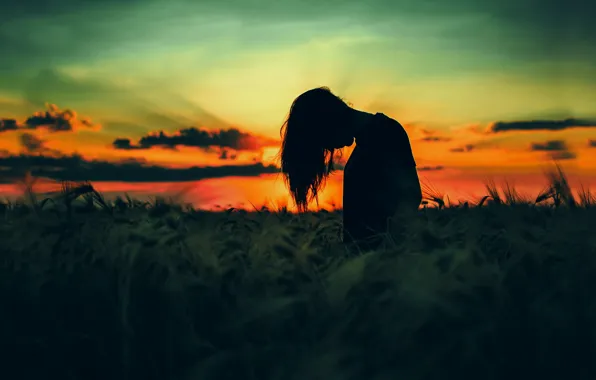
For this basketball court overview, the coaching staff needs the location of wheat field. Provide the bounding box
[0,166,595,380]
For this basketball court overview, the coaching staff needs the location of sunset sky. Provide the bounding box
[1,0,595,209]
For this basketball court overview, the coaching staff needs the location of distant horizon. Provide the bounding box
[1,166,594,211]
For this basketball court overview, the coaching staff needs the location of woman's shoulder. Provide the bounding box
[376,113,407,132]
[352,112,417,167]
[356,113,408,146]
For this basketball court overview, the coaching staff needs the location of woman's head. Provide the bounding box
[279,86,354,212]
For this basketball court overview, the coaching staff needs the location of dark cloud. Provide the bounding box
[550,151,577,160]
[488,118,596,133]
[417,165,444,171]
[529,139,576,160]
[113,127,278,152]
[420,136,452,142]
[0,103,100,133]
[19,133,44,153]
[589,139,596,147]
[0,153,279,184]
[219,150,238,160]
[24,103,99,132]
[0,119,19,132]
[19,132,79,156]
[530,140,567,151]
[450,144,475,153]
[112,138,144,150]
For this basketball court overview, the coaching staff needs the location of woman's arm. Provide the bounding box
[372,162,422,220]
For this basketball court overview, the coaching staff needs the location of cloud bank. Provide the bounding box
[487,118,596,133]
[112,127,278,152]
[0,153,279,183]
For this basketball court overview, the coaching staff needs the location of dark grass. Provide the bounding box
[0,166,595,380]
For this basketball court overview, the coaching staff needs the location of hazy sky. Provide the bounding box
[1,0,595,207]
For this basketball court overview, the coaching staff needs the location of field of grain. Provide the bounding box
[0,167,595,380]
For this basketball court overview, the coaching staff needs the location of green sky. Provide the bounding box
[2,0,595,136]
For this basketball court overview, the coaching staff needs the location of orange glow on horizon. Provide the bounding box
[1,102,596,212]
[2,170,596,212]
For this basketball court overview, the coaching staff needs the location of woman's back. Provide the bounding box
[343,113,420,249]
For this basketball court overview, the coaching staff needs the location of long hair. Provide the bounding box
[279,87,350,212]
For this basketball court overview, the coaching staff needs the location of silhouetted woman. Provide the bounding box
[279,87,422,250]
